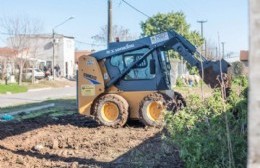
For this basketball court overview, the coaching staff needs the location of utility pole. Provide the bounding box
[215,47,218,59]
[52,17,74,80]
[197,20,207,100]
[249,1,260,166]
[197,20,207,57]
[221,42,225,59]
[107,0,112,45]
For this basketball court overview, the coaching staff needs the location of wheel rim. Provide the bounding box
[101,102,119,122]
[147,101,163,121]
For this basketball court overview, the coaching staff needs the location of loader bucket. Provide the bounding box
[200,59,231,89]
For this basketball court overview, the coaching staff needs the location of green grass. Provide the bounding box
[0,84,28,94]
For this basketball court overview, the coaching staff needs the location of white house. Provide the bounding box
[7,34,75,78]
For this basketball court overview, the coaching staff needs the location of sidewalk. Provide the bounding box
[0,86,76,108]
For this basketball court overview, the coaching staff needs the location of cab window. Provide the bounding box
[110,48,155,80]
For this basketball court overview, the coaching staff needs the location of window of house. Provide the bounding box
[110,48,155,80]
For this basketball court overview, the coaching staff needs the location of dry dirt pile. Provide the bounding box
[0,114,182,168]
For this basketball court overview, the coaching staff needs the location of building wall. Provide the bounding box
[62,38,75,77]
[8,35,75,78]
[170,60,188,85]
[34,37,53,67]
[249,0,260,167]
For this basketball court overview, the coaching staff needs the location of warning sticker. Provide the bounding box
[81,84,95,96]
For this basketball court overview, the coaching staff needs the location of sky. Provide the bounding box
[0,0,248,60]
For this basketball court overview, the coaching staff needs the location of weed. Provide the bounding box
[165,86,247,168]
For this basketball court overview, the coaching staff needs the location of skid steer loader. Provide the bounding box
[77,31,230,127]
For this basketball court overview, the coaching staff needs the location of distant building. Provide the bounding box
[75,50,91,63]
[239,50,249,75]
[7,34,75,78]
[240,50,249,67]
[0,47,30,80]
[0,47,17,80]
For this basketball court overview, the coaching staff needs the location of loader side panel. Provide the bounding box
[78,55,105,115]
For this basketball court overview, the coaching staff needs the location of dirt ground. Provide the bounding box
[0,99,183,168]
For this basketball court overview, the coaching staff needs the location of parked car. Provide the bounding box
[23,68,45,80]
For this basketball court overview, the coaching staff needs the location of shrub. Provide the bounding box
[165,87,247,168]
[231,61,245,76]
[232,75,248,87]
[176,77,186,87]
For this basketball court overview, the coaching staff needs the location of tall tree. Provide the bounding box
[0,15,42,85]
[141,11,204,76]
[141,12,203,58]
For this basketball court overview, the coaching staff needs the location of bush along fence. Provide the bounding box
[165,80,247,168]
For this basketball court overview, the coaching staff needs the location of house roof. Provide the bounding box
[240,50,248,61]
[0,47,17,57]
[27,34,74,39]
[75,50,91,62]
[7,34,74,41]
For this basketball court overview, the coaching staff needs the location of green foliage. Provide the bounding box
[141,12,203,54]
[165,86,248,167]
[232,75,248,87]
[186,65,199,75]
[231,61,245,76]
[140,11,203,75]
[176,77,185,87]
[0,84,27,94]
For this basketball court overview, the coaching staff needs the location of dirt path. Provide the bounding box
[0,113,182,167]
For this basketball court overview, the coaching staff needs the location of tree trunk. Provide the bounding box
[1,59,6,81]
[248,0,260,167]
[18,63,23,85]
[31,62,35,84]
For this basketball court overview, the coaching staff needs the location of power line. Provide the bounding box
[121,0,151,18]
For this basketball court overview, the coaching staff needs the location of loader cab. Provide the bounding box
[104,47,172,91]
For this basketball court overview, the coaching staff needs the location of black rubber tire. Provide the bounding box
[139,92,166,126]
[92,94,129,127]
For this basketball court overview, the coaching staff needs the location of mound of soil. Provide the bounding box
[0,114,182,167]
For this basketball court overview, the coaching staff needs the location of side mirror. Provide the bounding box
[150,59,156,75]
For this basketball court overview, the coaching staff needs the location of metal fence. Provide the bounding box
[170,59,188,85]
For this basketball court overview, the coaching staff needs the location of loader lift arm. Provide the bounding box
[92,30,230,90]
